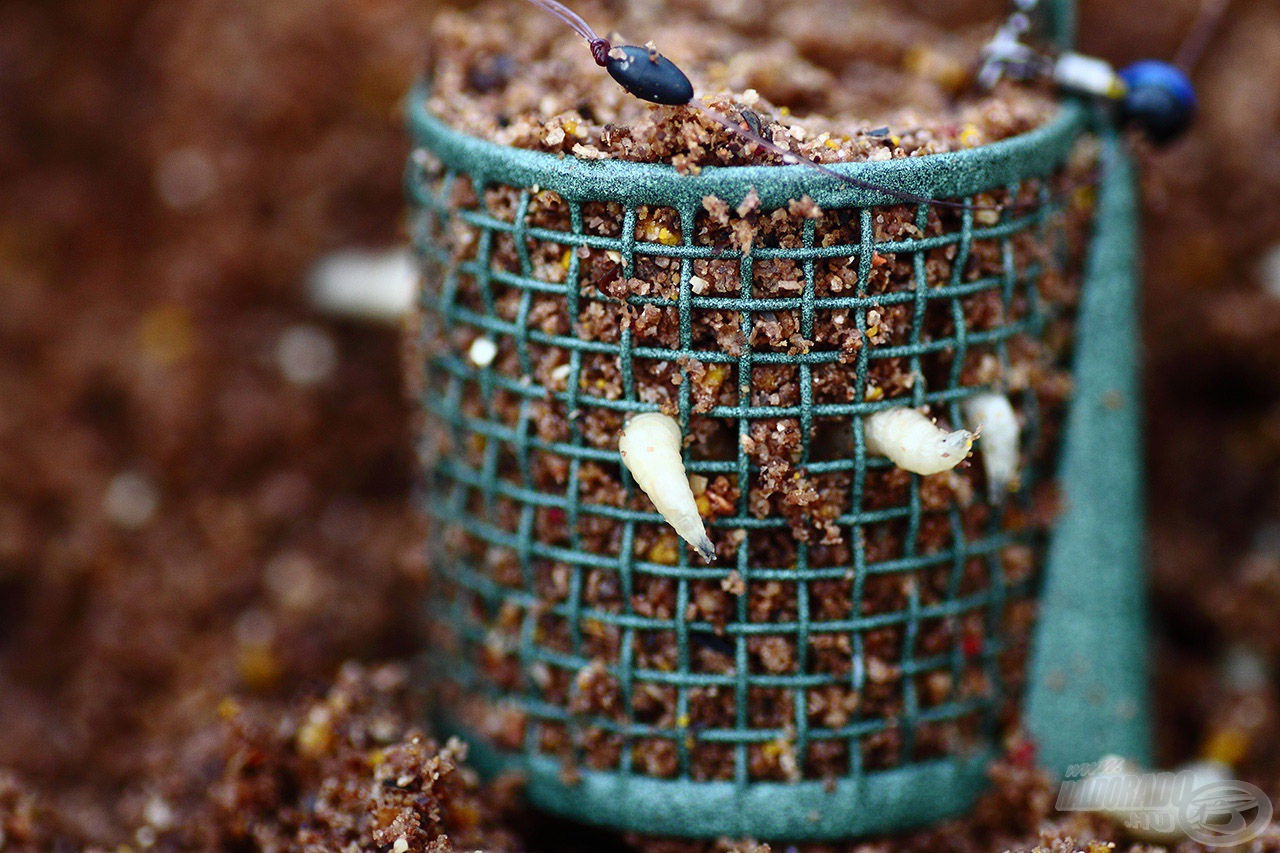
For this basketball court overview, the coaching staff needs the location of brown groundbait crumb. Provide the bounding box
[185,663,522,851]
[427,0,1058,168]
[0,773,40,850]
[417,0,1095,788]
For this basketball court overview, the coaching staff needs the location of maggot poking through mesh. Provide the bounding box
[619,413,715,562]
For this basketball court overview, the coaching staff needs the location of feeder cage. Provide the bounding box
[405,0,1150,839]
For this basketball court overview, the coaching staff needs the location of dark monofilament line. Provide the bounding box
[695,102,1016,212]
[1173,0,1231,72]
[522,0,600,43]
[523,0,612,65]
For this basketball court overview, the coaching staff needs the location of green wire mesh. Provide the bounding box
[405,84,1098,838]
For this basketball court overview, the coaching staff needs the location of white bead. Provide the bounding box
[1054,52,1125,99]
[468,336,498,368]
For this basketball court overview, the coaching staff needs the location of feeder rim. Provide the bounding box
[408,81,1089,209]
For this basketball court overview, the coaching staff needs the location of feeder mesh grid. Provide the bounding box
[407,131,1085,786]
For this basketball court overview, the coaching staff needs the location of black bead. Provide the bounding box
[605,45,694,106]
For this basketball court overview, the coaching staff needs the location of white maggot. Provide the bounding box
[619,413,715,562]
[308,246,417,323]
[863,407,975,476]
[962,392,1020,501]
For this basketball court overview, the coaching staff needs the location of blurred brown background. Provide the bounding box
[3,0,1280,847]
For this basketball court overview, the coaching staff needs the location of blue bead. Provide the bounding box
[1119,60,1197,143]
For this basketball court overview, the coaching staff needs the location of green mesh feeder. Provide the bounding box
[405,0,1150,838]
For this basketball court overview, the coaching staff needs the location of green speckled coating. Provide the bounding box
[407,90,1087,212]
[404,0,1151,837]
[1025,126,1151,774]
